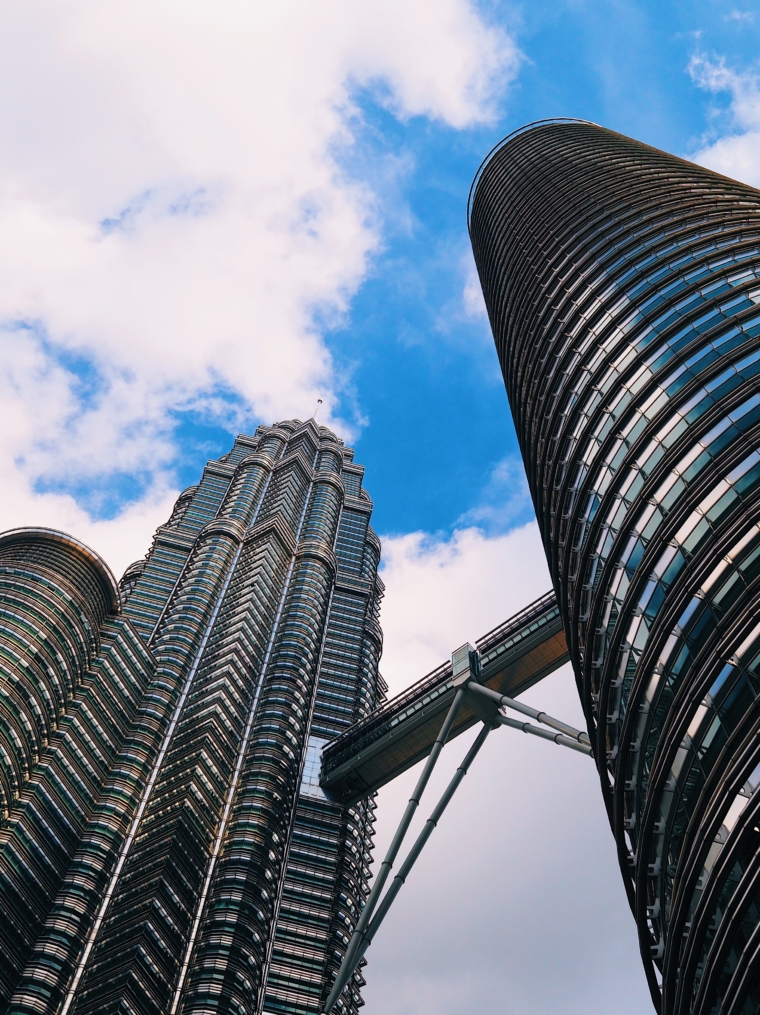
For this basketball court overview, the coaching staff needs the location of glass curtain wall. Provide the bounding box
[470,120,760,1015]
[0,419,383,1015]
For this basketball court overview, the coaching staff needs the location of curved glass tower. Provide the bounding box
[0,418,383,1015]
[470,121,760,1014]
[0,528,120,822]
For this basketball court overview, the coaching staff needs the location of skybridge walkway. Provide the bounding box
[320,590,571,804]
[318,589,593,1014]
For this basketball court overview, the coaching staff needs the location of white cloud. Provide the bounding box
[0,0,519,575]
[463,249,489,320]
[0,321,179,576]
[457,454,534,533]
[725,10,755,22]
[378,523,550,694]
[689,55,760,187]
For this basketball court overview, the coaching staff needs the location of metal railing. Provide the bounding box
[321,590,562,778]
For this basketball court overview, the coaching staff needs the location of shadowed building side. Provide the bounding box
[470,120,760,1015]
[0,527,154,1008]
[0,528,120,813]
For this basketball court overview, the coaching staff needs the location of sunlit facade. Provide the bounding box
[470,120,760,1014]
[0,418,384,1015]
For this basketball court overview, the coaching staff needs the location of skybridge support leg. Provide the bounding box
[322,684,468,1014]
[466,680,592,750]
[352,720,492,968]
[493,713,593,755]
[322,717,491,1014]
[321,644,596,1014]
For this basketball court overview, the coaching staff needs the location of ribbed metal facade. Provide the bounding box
[470,121,760,1014]
[0,418,383,1015]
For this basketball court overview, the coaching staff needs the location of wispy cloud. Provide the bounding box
[462,249,489,320]
[689,54,760,187]
[725,10,755,22]
[457,454,533,534]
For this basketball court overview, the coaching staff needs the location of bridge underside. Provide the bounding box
[320,591,570,804]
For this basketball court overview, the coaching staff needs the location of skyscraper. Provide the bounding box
[0,418,384,1015]
[469,120,760,1014]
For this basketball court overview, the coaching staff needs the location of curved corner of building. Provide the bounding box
[467,117,600,231]
[0,526,122,825]
[0,526,121,617]
[468,112,760,1013]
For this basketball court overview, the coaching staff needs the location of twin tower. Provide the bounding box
[1,121,760,1015]
[0,422,384,1015]
[470,122,760,1015]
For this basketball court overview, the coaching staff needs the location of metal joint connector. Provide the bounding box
[450,642,480,687]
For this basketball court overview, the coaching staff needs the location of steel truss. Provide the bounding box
[322,641,592,1014]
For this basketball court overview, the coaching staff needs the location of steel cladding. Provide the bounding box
[0,418,383,1015]
[470,120,760,1015]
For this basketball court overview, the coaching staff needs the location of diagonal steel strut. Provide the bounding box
[340,720,493,993]
[465,679,591,745]
[465,681,593,755]
[493,712,593,754]
[322,684,468,1013]
[321,646,594,1013]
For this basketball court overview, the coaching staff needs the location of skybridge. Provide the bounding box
[318,590,591,1015]
[320,590,572,805]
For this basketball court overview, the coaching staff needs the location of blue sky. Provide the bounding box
[0,3,759,1013]
[331,0,760,537]
[147,0,760,540]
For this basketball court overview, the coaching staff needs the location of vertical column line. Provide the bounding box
[255,578,337,1015]
[257,479,345,1012]
[170,445,320,1013]
[59,537,245,1015]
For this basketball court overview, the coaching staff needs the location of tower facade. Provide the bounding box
[0,418,384,1015]
[470,121,760,1014]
